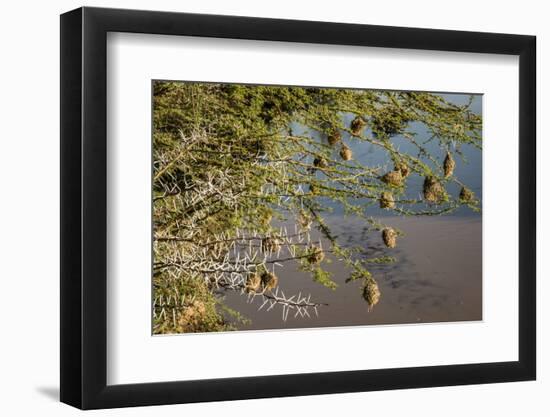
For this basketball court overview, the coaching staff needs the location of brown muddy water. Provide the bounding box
[218,215,482,330]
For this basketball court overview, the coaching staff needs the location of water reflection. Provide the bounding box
[220,214,482,330]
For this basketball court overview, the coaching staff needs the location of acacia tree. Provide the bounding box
[152,81,481,334]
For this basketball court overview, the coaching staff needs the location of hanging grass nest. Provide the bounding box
[379,191,395,209]
[394,160,410,178]
[340,144,353,161]
[262,236,282,253]
[261,271,279,292]
[307,246,325,265]
[313,157,329,169]
[423,176,446,203]
[362,278,381,312]
[443,151,456,178]
[350,116,367,135]
[327,130,342,146]
[382,227,397,248]
[245,273,262,293]
[380,170,403,187]
[459,186,475,203]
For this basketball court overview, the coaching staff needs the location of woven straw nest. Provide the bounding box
[307,246,325,265]
[313,157,329,169]
[379,191,395,209]
[459,186,475,203]
[362,278,381,312]
[261,271,279,292]
[443,151,456,179]
[394,160,410,178]
[339,144,353,161]
[245,273,262,293]
[261,236,282,253]
[380,170,404,187]
[382,227,397,248]
[423,176,446,203]
[327,130,342,146]
[350,116,367,136]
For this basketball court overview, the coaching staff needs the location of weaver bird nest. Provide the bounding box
[362,279,381,312]
[382,227,397,248]
[379,191,395,209]
[340,144,353,161]
[245,273,262,293]
[443,151,456,178]
[313,157,329,169]
[307,246,325,265]
[261,271,279,292]
[423,176,446,203]
[350,116,367,136]
[327,130,342,146]
[394,160,410,178]
[381,170,404,187]
[459,186,475,203]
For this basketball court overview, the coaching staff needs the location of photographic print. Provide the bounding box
[152,81,482,335]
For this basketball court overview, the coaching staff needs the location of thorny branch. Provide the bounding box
[152,83,482,334]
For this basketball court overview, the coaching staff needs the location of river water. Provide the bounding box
[220,215,481,330]
[218,92,482,331]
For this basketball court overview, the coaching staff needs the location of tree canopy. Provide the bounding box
[152,81,482,334]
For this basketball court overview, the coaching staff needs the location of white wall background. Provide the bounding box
[0,0,545,415]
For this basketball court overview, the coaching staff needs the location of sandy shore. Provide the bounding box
[220,214,482,331]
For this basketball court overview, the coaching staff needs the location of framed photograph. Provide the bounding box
[60,6,536,409]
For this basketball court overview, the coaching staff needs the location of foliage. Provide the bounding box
[152,81,482,334]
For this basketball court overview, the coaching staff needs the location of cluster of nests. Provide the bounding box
[380,180,473,207]
[380,159,411,188]
[311,129,354,171]
[320,112,409,170]
[245,271,278,294]
[250,243,325,294]
[378,151,475,208]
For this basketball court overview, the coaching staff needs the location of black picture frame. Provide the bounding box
[60,6,536,410]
